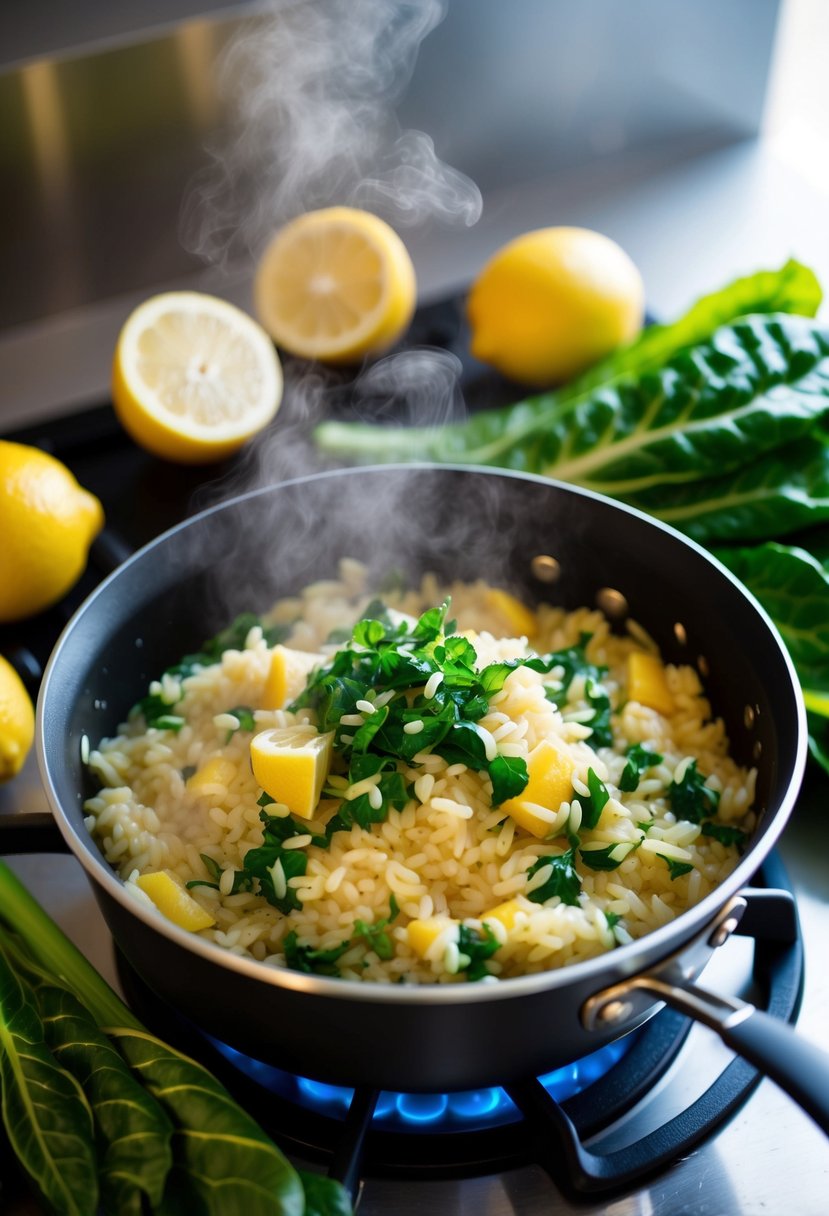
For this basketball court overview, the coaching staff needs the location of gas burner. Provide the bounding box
[114,852,803,1202]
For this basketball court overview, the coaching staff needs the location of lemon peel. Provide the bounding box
[0,656,35,781]
[0,441,103,623]
[467,226,644,385]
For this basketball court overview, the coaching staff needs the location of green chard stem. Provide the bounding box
[0,860,141,1031]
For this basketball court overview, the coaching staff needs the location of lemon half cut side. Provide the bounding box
[112,292,283,464]
[254,206,417,364]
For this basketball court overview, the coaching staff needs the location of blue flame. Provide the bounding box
[209,1034,634,1132]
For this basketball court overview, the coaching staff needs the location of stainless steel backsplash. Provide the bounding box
[0,0,780,335]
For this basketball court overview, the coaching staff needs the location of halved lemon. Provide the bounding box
[112,292,283,464]
[254,207,416,363]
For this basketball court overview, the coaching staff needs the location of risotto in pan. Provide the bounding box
[84,560,755,984]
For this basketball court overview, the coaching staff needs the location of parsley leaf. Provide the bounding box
[457,923,500,981]
[620,743,663,792]
[526,850,582,906]
[604,910,622,929]
[668,760,720,822]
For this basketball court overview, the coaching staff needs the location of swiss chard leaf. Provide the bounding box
[713,542,829,694]
[619,743,663,792]
[23,967,174,1215]
[298,1171,353,1216]
[113,1027,305,1216]
[668,760,720,823]
[625,430,829,543]
[525,850,582,906]
[0,945,98,1216]
[314,260,823,464]
[316,315,829,494]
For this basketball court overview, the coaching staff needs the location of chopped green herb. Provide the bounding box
[224,705,256,742]
[620,743,664,792]
[185,853,223,892]
[153,714,186,732]
[234,811,315,914]
[584,678,613,748]
[604,910,622,929]
[658,854,695,879]
[578,767,610,830]
[701,822,748,847]
[133,691,184,730]
[456,923,500,981]
[325,626,353,645]
[353,896,400,960]
[181,765,196,782]
[668,760,720,822]
[283,931,351,976]
[525,850,581,906]
[257,790,276,808]
[291,599,565,832]
[579,839,642,871]
[489,755,529,805]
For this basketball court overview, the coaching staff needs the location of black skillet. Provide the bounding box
[25,465,829,1132]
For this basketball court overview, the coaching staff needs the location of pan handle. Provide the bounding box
[583,892,829,1136]
[0,812,70,855]
[606,975,829,1135]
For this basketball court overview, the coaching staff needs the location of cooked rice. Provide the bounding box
[84,561,756,984]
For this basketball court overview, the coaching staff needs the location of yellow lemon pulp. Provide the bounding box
[261,646,325,710]
[254,206,416,363]
[112,292,283,464]
[627,652,675,717]
[499,740,575,838]
[250,726,334,819]
[0,656,35,782]
[407,917,457,959]
[135,870,216,931]
[483,588,537,638]
[467,226,644,385]
[0,441,104,623]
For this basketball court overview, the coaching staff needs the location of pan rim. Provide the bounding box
[36,463,808,1006]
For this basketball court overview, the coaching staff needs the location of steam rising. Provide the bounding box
[182,0,497,622]
[181,0,482,268]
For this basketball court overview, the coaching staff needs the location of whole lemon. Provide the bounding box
[0,441,104,623]
[467,226,645,386]
[0,655,35,781]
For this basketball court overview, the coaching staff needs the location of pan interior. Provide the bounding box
[40,467,804,998]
